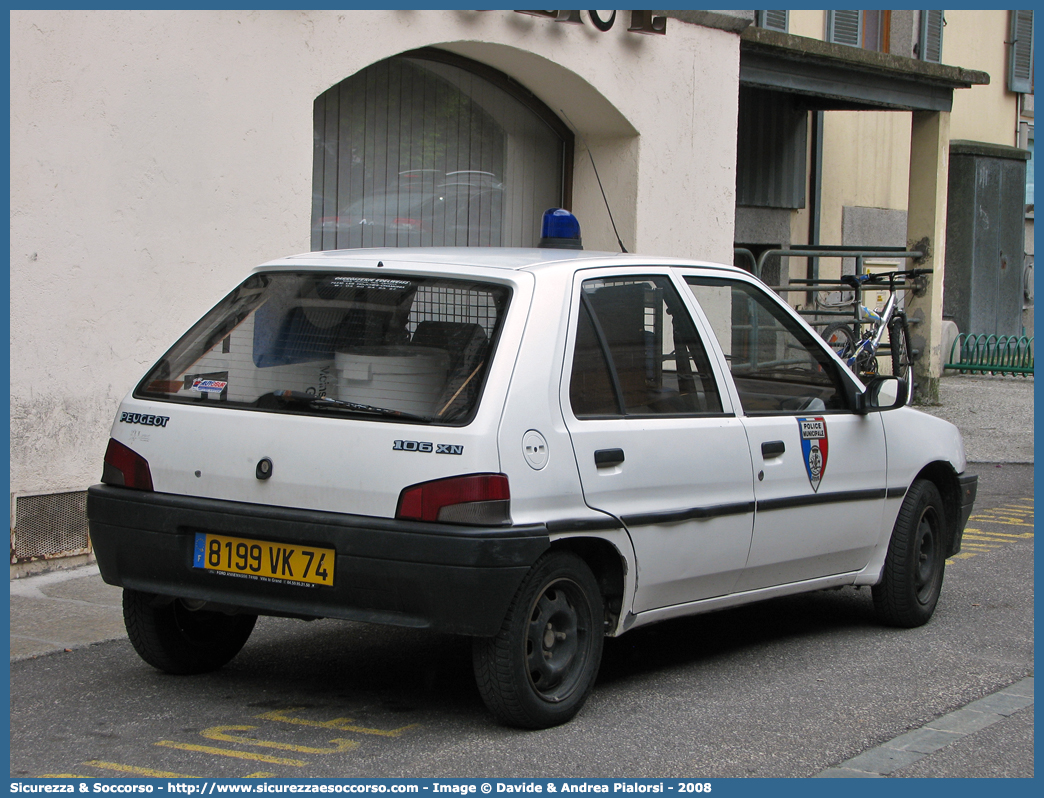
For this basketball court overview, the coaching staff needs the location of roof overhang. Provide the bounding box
[740,27,990,113]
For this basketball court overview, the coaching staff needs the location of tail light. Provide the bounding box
[396,473,510,525]
[101,438,154,491]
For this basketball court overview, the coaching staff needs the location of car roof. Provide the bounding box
[258,247,746,277]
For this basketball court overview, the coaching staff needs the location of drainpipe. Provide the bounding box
[805,110,824,306]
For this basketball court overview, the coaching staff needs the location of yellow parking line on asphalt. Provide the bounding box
[84,760,198,778]
[964,533,1030,543]
[201,725,359,754]
[948,500,1034,563]
[971,518,1034,527]
[37,775,92,779]
[963,530,1034,539]
[256,708,419,738]
[155,740,306,767]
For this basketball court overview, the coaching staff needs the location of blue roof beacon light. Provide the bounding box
[538,208,583,250]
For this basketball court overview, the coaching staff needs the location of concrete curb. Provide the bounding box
[815,677,1035,777]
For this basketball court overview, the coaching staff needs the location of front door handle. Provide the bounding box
[594,448,625,468]
[761,440,786,458]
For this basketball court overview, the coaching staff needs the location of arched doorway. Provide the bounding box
[312,48,573,250]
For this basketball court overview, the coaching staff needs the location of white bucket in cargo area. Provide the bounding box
[334,347,450,415]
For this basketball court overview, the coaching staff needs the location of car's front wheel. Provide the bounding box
[123,589,257,674]
[873,480,947,627]
[473,551,604,729]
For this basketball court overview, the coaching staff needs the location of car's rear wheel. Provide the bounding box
[123,589,257,674]
[473,551,603,729]
[873,480,947,627]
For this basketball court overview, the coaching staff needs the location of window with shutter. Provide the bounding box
[1009,10,1034,94]
[828,10,890,52]
[756,10,788,32]
[828,10,862,47]
[919,10,944,62]
[1026,131,1034,206]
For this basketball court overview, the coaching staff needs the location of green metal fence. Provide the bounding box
[945,333,1034,376]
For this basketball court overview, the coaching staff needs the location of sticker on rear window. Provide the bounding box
[192,378,228,394]
[327,276,411,291]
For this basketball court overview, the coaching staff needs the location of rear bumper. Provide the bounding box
[86,484,549,636]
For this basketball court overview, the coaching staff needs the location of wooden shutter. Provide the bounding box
[828,10,862,47]
[1009,10,1034,94]
[919,10,944,62]
[757,10,788,32]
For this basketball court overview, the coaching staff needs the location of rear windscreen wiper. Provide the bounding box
[267,390,431,421]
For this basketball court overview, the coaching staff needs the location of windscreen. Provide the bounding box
[136,272,511,424]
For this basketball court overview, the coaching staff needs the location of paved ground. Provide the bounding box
[917,373,1034,463]
[8,371,1033,778]
[9,563,124,660]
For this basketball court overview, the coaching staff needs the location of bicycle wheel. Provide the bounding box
[821,322,856,358]
[888,315,913,383]
[853,345,878,378]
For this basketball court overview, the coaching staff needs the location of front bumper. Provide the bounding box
[87,484,549,637]
[950,472,979,556]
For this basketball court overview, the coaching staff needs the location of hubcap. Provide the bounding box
[913,508,939,602]
[525,579,591,702]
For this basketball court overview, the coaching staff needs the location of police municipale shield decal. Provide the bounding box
[798,417,829,492]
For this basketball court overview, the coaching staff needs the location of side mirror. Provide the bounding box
[856,376,908,413]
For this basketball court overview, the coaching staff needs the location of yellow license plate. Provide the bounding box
[193,532,334,587]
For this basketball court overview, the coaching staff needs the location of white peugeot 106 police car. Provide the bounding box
[88,212,977,729]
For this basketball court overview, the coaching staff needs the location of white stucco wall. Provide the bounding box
[10,10,740,498]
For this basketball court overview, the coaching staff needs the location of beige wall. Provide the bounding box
[9,10,741,497]
[785,10,1022,277]
[814,113,913,258]
[788,10,826,41]
[945,12,1021,146]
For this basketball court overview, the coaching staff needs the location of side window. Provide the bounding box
[684,276,849,415]
[569,276,722,417]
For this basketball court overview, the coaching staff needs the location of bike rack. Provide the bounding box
[733,245,926,357]
[945,333,1034,376]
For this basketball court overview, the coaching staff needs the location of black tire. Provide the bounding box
[888,315,913,398]
[872,480,947,628]
[123,589,257,675]
[821,322,856,359]
[472,551,604,729]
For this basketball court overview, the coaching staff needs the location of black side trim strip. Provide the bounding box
[757,488,887,513]
[886,486,910,500]
[546,517,624,533]
[622,501,755,527]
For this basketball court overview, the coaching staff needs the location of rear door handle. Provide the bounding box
[594,448,625,468]
[761,440,786,458]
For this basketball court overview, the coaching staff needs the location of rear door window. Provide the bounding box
[136,273,511,424]
[569,275,723,417]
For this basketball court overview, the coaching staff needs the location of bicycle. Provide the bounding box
[819,268,933,391]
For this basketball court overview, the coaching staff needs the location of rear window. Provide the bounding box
[136,272,511,424]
